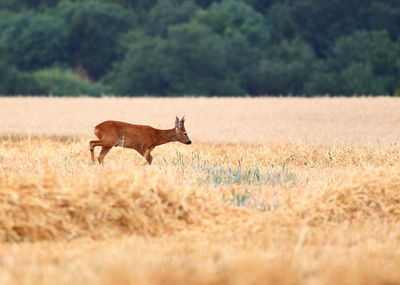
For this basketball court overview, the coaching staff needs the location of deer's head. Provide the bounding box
[175,116,191,145]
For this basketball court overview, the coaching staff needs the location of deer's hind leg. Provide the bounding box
[90,140,115,164]
[89,140,103,164]
[98,146,112,164]
[143,148,154,165]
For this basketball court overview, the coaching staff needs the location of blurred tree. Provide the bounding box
[164,21,244,95]
[302,62,339,95]
[290,0,371,56]
[256,38,319,95]
[1,0,66,10]
[20,0,63,8]
[0,45,38,94]
[243,0,281,14]
[113,0,157,10]
[104,32,169,95]
[329,30,400,94]
[195,0,268,47]
[147,0,198,36]
[0,11,68,70]
[193,0,219,8]
[193,0,268,94]
[339,62,387,95]
[0,0,26,11]
[105,22,244,95]
[265,3,298,44]
[368,0,400,40]
[1,0,400,96]
[112,0,158,21]
[57,0,135,79]
[32,68,107,96]
[223,33,259,94]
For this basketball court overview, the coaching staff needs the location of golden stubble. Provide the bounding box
[0,97,399,284]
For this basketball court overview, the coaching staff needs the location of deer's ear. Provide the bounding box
[175,116,180,128]
[181,115,185,125]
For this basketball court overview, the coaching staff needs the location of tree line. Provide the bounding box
[0,0,399,96]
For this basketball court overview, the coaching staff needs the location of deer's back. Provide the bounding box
[95,120,156,148]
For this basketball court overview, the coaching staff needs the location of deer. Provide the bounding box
[89,116,191,165]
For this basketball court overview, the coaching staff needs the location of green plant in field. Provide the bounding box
[189,159,296,186]
[168,150,296,187]
[222,190,279,211]
[264,163,297,186]
[223,190,251,207]
[174,150,184,165]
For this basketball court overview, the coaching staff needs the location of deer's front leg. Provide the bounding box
[143,148,154,165]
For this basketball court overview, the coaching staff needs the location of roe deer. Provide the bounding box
[89,116,191,164]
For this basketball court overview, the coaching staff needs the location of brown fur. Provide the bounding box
[89,117,191,164]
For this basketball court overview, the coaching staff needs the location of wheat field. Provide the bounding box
[0,97,400,284]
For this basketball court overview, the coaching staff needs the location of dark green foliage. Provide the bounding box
[339,62,385,95]
[111,0,159,12]
[329,30,400,95]
[0,67,39,95]
[56,0,135,79]
[32,68,107,96]
[147,0,199,36]
[0,60,38,95]
[195,0,268,47]
[20,0,62,8]
[256,38,319,95]
[104,32,169,95]
[106,23,244,95]
[0,45,105,95]
[266,3,298,44]
[192,0,268,93]
[193,0,218,8]
[0,11,67,70]
[302,63,339,96]
[165,21,244,95]
[290,0,371,56]
[243,0,280,14]
[1,0,400,96]
[368,0,400,40]
[0,0,26,11]
[223,33,259,94]
[0,45,39,94]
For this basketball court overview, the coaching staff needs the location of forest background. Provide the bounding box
[0,0,399,96]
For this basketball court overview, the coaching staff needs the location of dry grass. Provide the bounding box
[0,97,400,284]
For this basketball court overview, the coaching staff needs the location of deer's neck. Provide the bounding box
[155,128,177,146]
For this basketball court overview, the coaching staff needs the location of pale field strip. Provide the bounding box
[1,96,400,144]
